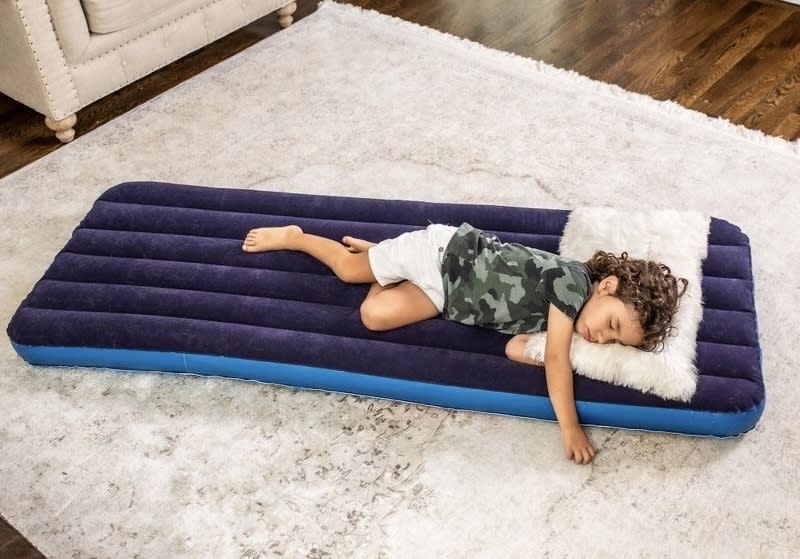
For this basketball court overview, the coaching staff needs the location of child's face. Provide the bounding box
[574,276,645,347]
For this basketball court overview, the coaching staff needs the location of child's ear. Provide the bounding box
[600,275,619,295]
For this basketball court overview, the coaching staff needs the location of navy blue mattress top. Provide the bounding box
[7,182,763,414]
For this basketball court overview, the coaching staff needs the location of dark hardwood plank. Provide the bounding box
[695,11,800,128]
[569,0,701,78]
[771,105,800,139]
[667,2,791,106]
[0,515,45,559]
[592,0,750,87]
[741,59,800,133]
[511,0,651,69]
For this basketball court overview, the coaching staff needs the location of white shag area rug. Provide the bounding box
[1,2,798,557]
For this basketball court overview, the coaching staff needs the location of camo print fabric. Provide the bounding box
[440,223,592,334]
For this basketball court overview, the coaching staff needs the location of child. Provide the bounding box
[242,223,688,465]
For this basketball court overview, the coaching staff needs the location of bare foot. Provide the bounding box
[342,236,376,253]
[242,225,303,252]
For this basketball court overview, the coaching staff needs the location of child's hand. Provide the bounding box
[561,425,596,465]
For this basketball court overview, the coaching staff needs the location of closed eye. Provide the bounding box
[607,317,624,344]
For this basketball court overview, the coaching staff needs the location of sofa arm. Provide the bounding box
[0,0,81,120]
[47,0,94,63]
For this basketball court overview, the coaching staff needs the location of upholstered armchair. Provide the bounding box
[0,0,297,142]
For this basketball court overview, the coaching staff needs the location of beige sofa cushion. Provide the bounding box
[80,0,173,34]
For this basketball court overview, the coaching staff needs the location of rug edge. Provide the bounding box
[317,0,800,158]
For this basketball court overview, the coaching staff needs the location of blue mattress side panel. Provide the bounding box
[12,343,764,438]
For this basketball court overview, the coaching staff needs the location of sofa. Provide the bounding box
[0,0,297,142]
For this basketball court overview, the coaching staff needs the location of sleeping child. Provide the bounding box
[242,223,687,465]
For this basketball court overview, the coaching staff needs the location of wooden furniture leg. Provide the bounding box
[277,2,297,28]
[44,114,77,143]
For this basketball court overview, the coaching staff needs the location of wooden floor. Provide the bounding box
[1,0,798,554]
[0,515,44,559]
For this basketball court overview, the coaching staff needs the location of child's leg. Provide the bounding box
[242,226,375,283]
[351,234,439,329]
[360,281,439,331]
[243,228,439,330]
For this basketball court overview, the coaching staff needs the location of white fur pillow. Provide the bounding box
[524,207,709,401]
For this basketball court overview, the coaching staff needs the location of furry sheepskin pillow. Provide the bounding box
[524,207,709,401]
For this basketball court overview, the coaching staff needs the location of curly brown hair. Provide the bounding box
[585,251,688,352]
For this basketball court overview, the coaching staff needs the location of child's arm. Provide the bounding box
[506,307,596,464]
[543,303,595,464]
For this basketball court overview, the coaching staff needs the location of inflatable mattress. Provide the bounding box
[7,182,765,436]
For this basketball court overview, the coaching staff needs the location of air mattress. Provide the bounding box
[7,182,764,436]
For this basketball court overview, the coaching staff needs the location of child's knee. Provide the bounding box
[505,335,529,361]
[504,337,518,360]
[360,299,391,331]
